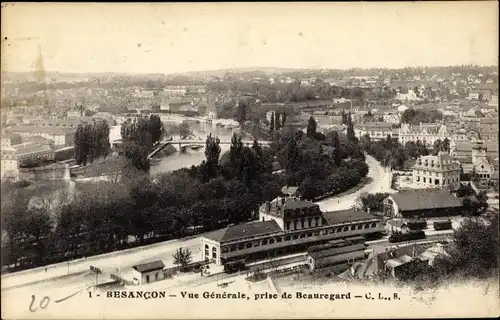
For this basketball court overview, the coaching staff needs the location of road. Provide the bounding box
[1,237,201,291]
[316,155,395,212]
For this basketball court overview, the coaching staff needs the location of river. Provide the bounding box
[109,121,235,175]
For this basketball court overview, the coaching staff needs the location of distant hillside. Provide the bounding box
[168,67,309,78]
[1,71,167,83]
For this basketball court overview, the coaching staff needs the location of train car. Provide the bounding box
[433,220,452,231]
[406,219,428,230]
[223,259,246,274]
[389,230,426,243]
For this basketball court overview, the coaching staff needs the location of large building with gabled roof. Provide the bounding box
[201,188,383,266]
[385,189,463,218]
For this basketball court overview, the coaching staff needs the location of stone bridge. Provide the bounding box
[148,139,271,159]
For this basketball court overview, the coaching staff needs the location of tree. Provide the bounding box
[173,247,192,271]
[327,131,341,166]
[148,114,165,145]
[281,111,287,127]
[285,134,301,173]
[346,122,356,142]
[341,109,347,125]
[121,117,153,172]
[433,139,442,155]
[270,112,275,132]
[306,116,317,138]
[275,112,281,130]
[359,192,389,212]
[203,133,221,180]
[447,216,499,278]
[241,146,259,186]
[25,208,54,265]
[236,100,248,125]
[442,138,450,152]
[74,124,89,166]
[74,119,112,166]
[229,133,244,179]
[385,135,393,150]
[179,122,192,139]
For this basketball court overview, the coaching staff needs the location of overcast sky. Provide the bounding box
[1,2,498,74]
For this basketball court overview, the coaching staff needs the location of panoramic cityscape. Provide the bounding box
[1,2,499,319]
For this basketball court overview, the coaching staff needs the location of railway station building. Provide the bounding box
[201,188,383,266]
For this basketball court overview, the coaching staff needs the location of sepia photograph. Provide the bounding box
[1,1,499,319]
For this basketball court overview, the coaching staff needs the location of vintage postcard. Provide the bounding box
[1,1,499,319]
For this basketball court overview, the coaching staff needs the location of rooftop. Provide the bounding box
[283,199,319,211]
[322,209,379,226]
[453,140,498,153]
[390,190,463,212]
[358,122,394,130]
[202,220,282,243]
[9,125,75,135]
[132,260,165,273]
[281,186,299,196]
[308,243,366,259]
[375,244,426,270]
[315,251,364,269]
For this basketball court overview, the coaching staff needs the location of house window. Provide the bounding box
[308,217,313,227]
[343,226,349,232]
[212,251,217,259]
[307,233,312,237]
[269,238,275,244]
[293,221,298,230]
[314,216,320,226]
[276,237,282,243]
[364,223,370,229]
[357,225,363,230]
[350,225,355,231]
[238,243,245,250]
[435,179,439,185]
[285,236,291,241]
[423,177,426,183]
[286,221,291,230]
[262,239,268,245]
[371,222,377,228]
[246,242,252,249]
[301,218,305,229]
[253,240,260,247]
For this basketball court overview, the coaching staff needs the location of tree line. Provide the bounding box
[400,108,444,125]
[360,134,431,170]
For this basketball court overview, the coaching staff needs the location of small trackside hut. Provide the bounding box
[132,260,165,285]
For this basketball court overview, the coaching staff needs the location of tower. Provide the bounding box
[471,140,487,164]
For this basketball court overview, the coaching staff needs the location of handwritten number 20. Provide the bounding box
[29,295,50,312]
